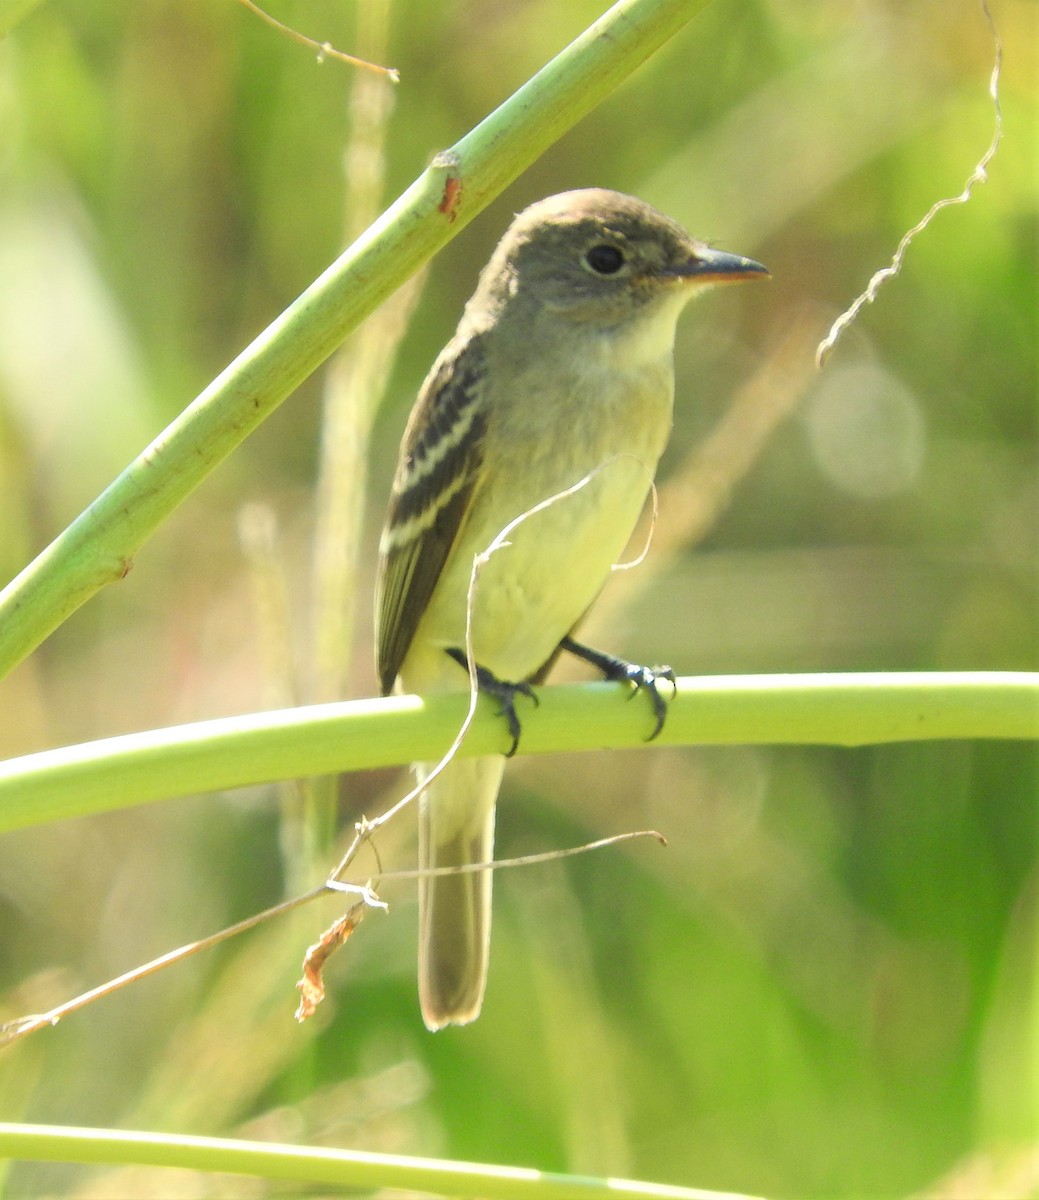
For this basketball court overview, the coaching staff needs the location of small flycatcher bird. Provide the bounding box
[376,189,767,1029]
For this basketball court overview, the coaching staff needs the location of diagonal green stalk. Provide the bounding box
[0,0,709,681]
[0,672,1035,835]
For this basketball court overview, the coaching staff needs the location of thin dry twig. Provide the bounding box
[328,829,668,889]
[0,884,333,1050]
[236,0,399,81]
[815,0,1003,366]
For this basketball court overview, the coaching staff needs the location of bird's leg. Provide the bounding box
[445,648,539,758]
[559,636,675,740]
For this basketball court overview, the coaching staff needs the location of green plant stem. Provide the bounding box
[0,1123,762,1200]
[0,0,709,682]
[0,672,1034,835]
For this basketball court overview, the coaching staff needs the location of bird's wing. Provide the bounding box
[376,338,488,695]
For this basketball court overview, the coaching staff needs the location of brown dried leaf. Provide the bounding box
[294,903,367,1022]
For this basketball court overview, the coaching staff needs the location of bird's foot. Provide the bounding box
[446,648,539,757]
[560,636,675,740]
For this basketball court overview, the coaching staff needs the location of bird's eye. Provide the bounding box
[584,244,626,275]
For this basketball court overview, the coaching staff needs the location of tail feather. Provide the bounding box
[417,755,505,1030]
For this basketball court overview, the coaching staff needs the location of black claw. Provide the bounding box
[446,648,539,757]
[621,663,676,740]
[561,637,676,741]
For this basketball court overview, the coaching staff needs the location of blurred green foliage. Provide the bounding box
[0,1,1035,1197]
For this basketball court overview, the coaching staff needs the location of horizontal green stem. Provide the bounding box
[0,0,707,681]
[1,673,1035,834]
[0,1123,760,1200]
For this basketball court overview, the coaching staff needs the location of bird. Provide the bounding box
[375,188,767,1029]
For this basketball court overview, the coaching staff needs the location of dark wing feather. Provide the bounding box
[376,339,488,695]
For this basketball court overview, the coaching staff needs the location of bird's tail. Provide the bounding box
[417,754,505,1030]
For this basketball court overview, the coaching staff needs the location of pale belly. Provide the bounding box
[407,449,658,686]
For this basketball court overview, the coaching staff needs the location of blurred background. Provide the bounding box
[0,1,1035,1196]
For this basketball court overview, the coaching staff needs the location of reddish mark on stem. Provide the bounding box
[438,174,462,221]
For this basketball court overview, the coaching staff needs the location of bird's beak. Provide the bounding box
[670,247,770,284]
